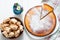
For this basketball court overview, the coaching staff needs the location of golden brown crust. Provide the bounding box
[24,4,56,37]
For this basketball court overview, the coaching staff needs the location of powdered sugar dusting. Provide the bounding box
[29,8,53,33]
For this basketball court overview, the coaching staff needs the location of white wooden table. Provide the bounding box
[0,0,60,40]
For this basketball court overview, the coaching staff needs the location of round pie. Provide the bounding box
[24,4,56,36]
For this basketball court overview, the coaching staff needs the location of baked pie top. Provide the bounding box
[24,4,56,36]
